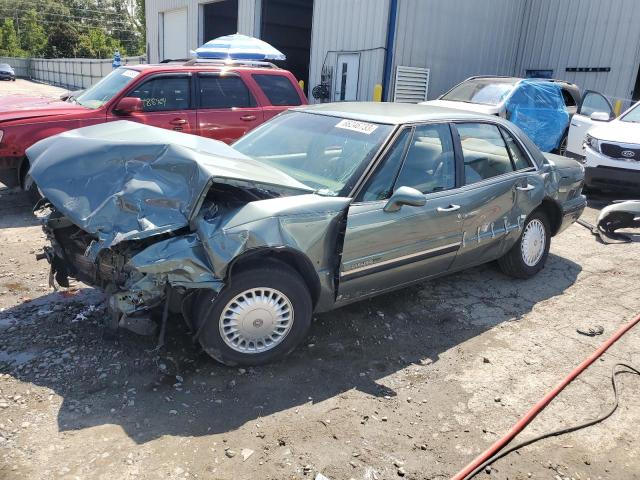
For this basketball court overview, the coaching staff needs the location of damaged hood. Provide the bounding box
[27,121,313,256]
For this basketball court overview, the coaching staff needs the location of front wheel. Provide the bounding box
[498,211,551,279]
[193,262,312,366]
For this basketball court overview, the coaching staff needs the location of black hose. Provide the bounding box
[466,363,640,479]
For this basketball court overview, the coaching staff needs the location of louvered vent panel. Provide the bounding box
[393,66,430,103]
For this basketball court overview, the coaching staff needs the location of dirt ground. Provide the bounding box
[1,81,640,480]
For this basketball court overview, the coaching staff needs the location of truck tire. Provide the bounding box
[498,210,551,279]
[193,262,312,366]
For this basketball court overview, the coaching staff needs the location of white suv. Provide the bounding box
[580,101,640,193]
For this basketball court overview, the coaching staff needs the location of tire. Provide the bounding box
[554,134,568,156]
[498,210,551,279]
[193,262,312,366]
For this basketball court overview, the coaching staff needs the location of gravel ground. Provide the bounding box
[0,79,67,99]
[1,81,640,480]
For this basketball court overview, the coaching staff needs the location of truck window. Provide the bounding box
[199,75,256,109]
[253,74,302,106]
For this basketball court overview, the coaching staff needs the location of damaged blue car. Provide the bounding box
[29,103,586,366]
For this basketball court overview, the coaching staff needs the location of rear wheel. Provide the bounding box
[498,210,551,279]
[193,262,312,366]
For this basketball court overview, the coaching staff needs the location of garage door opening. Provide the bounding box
[260,0,313,94]
[201,0,239,44]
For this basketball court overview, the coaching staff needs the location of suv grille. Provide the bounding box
[600,142,640,161]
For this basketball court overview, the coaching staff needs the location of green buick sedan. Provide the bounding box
[30,103,586,366]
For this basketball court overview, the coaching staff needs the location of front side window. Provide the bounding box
[76,67,139,109]
[457,123,514,184]
[127,76,190,112]
[232,112,393,196]
[441,78,517,106]
[359,129,411,202]
[580,92,612,117]
[253,74,302,106]
[199,75,256,109]
[395,124,456,194]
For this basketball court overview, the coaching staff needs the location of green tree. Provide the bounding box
[0,19,24,56]
[19,9,47,56]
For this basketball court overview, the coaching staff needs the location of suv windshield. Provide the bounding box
[441,78,518,106]
[233,111,393,196]
[75,67,140,109]
[620,102,640,123]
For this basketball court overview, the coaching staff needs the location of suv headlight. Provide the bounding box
[584,134,600,153]
[0,130,3,144]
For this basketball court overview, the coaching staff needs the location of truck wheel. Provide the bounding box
[194,262,312,366]
[498,210,551,279]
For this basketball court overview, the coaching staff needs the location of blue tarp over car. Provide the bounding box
[504,80,570,153]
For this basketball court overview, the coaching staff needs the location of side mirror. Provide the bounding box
[383,186,426,213]
[114,97,143,115]
[590,111,611,122]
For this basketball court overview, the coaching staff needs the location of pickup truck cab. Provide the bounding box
[0,60,306,190]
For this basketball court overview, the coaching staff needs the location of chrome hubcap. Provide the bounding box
[219,288,294,354]
[521,218,546,267]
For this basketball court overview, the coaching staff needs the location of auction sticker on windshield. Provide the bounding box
[335,119,378,135]
[121,69,139,79]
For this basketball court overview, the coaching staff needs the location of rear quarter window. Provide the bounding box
[253,74,302,106]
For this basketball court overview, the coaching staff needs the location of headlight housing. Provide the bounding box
[584,134,600,153]
[0,130,3,144]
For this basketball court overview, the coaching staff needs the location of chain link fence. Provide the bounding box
[0,56,147,90]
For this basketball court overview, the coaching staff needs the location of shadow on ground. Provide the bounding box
[0,250,581,443]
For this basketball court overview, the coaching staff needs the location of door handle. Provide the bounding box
[240,115,257,122]
[170,118,187,125]
[516,184,535,191]
[436,204,460,212]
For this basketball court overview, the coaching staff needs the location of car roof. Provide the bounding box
[292,102,498,125]
[465,75,578,89]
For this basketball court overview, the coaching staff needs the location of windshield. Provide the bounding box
[75,67,140,109]
[233,111,393,196]
[620,102,640,123]
[441,78,517,106]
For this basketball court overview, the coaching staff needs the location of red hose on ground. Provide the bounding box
[451,312,640,480]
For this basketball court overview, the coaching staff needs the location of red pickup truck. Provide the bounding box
[0,61,307,191]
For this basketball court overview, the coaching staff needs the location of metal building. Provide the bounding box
[145,0,640,104]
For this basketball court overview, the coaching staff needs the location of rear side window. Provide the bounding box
[456,123,514,184]
[501,128,531,170]
[199,75,256,108]
[128,76,190,112]
[253,74,302,106]
[561,88,576,107]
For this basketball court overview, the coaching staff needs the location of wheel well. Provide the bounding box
[537,198,562,236]
[226,248,321,308]
[18,157,29,189]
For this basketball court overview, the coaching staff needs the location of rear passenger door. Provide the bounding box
[251,73,304,122]
[450,122,542,270]
[118,74,196,133]
[196,73,263,144]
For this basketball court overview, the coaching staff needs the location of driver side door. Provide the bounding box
[337,123,466,303]
[566,90,614,157]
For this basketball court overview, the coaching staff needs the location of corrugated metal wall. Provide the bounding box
[515,0,640,102]
[392,0,526,100]
[146,0,257,63]
[308,0,390,103]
